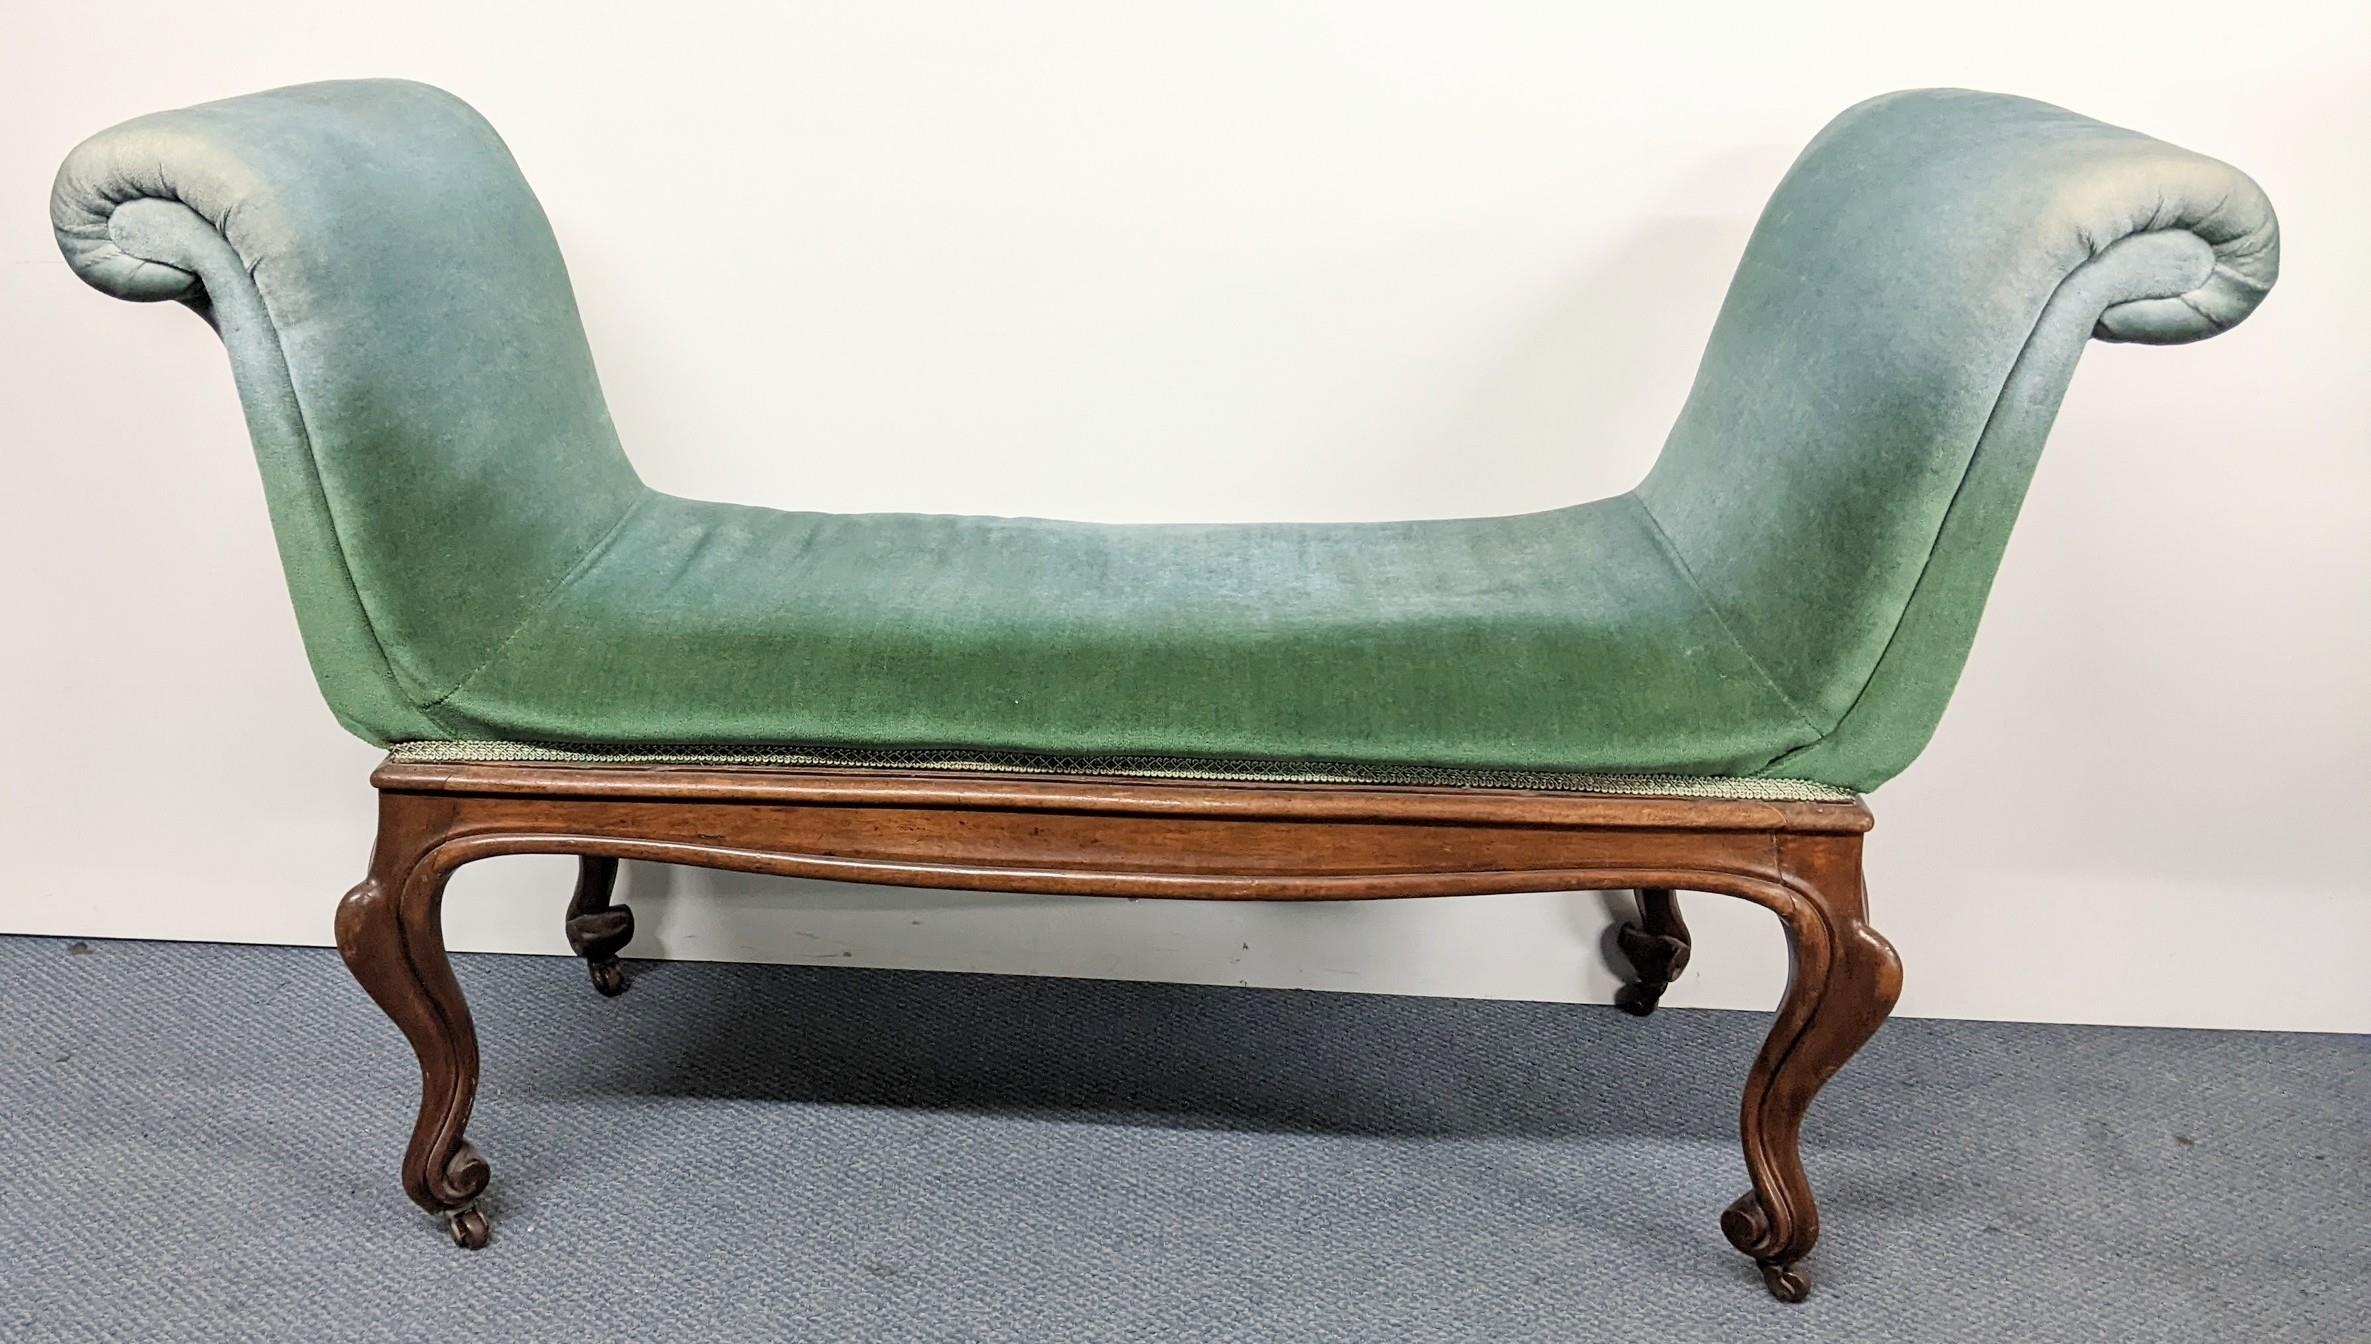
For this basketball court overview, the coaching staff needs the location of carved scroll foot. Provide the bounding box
[1722,836,1902,1302]
[563,856,632,996]
[1721,1191,1809,1302]
[334,794,493,1248]
[1614,887,1691,1016]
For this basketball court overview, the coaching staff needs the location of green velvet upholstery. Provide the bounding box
[51,82,2277,792]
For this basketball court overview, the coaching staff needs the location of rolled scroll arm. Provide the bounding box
[49,80,647,749]
[1634,89,2279,793]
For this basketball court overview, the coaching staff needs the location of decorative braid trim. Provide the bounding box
[384,740,1858,803]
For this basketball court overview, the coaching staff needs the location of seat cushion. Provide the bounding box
[410,490,1832,783]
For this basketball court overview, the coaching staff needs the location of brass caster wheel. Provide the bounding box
[587,956,627,997]
[1758,1261,1809,1304]
[1723,1193,1811,1301]
[1613,982,1666,1017]
[447,1207,491,1250]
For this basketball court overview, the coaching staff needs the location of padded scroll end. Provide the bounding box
[2086,158,2279,345]
[1808,89,2281,350]
[50,124,232,304]
[50,79,501,311]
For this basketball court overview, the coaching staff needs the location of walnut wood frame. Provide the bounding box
[336,758,1902,1301]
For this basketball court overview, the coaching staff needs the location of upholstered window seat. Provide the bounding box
[48,78,2278,1302]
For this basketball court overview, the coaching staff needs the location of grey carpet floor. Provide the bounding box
[0,935,2363,1343]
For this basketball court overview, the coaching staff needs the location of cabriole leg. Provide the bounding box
[1615,887,1692,1015]
[1720,836,1902,1301]
[563,855,632,996]
[333,792,493,1249]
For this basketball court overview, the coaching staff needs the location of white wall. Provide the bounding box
[4,2,2366,1033]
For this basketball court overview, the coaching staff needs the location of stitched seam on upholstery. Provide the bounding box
[1755,228,2216,778]
[2211,259,2269,295]
[236,291,413,688]
[1623,493,1827,741]
[419,490,648,714]
[111,201,428,723]
[1753,306,2063,777]
[1759,218,2265,781]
